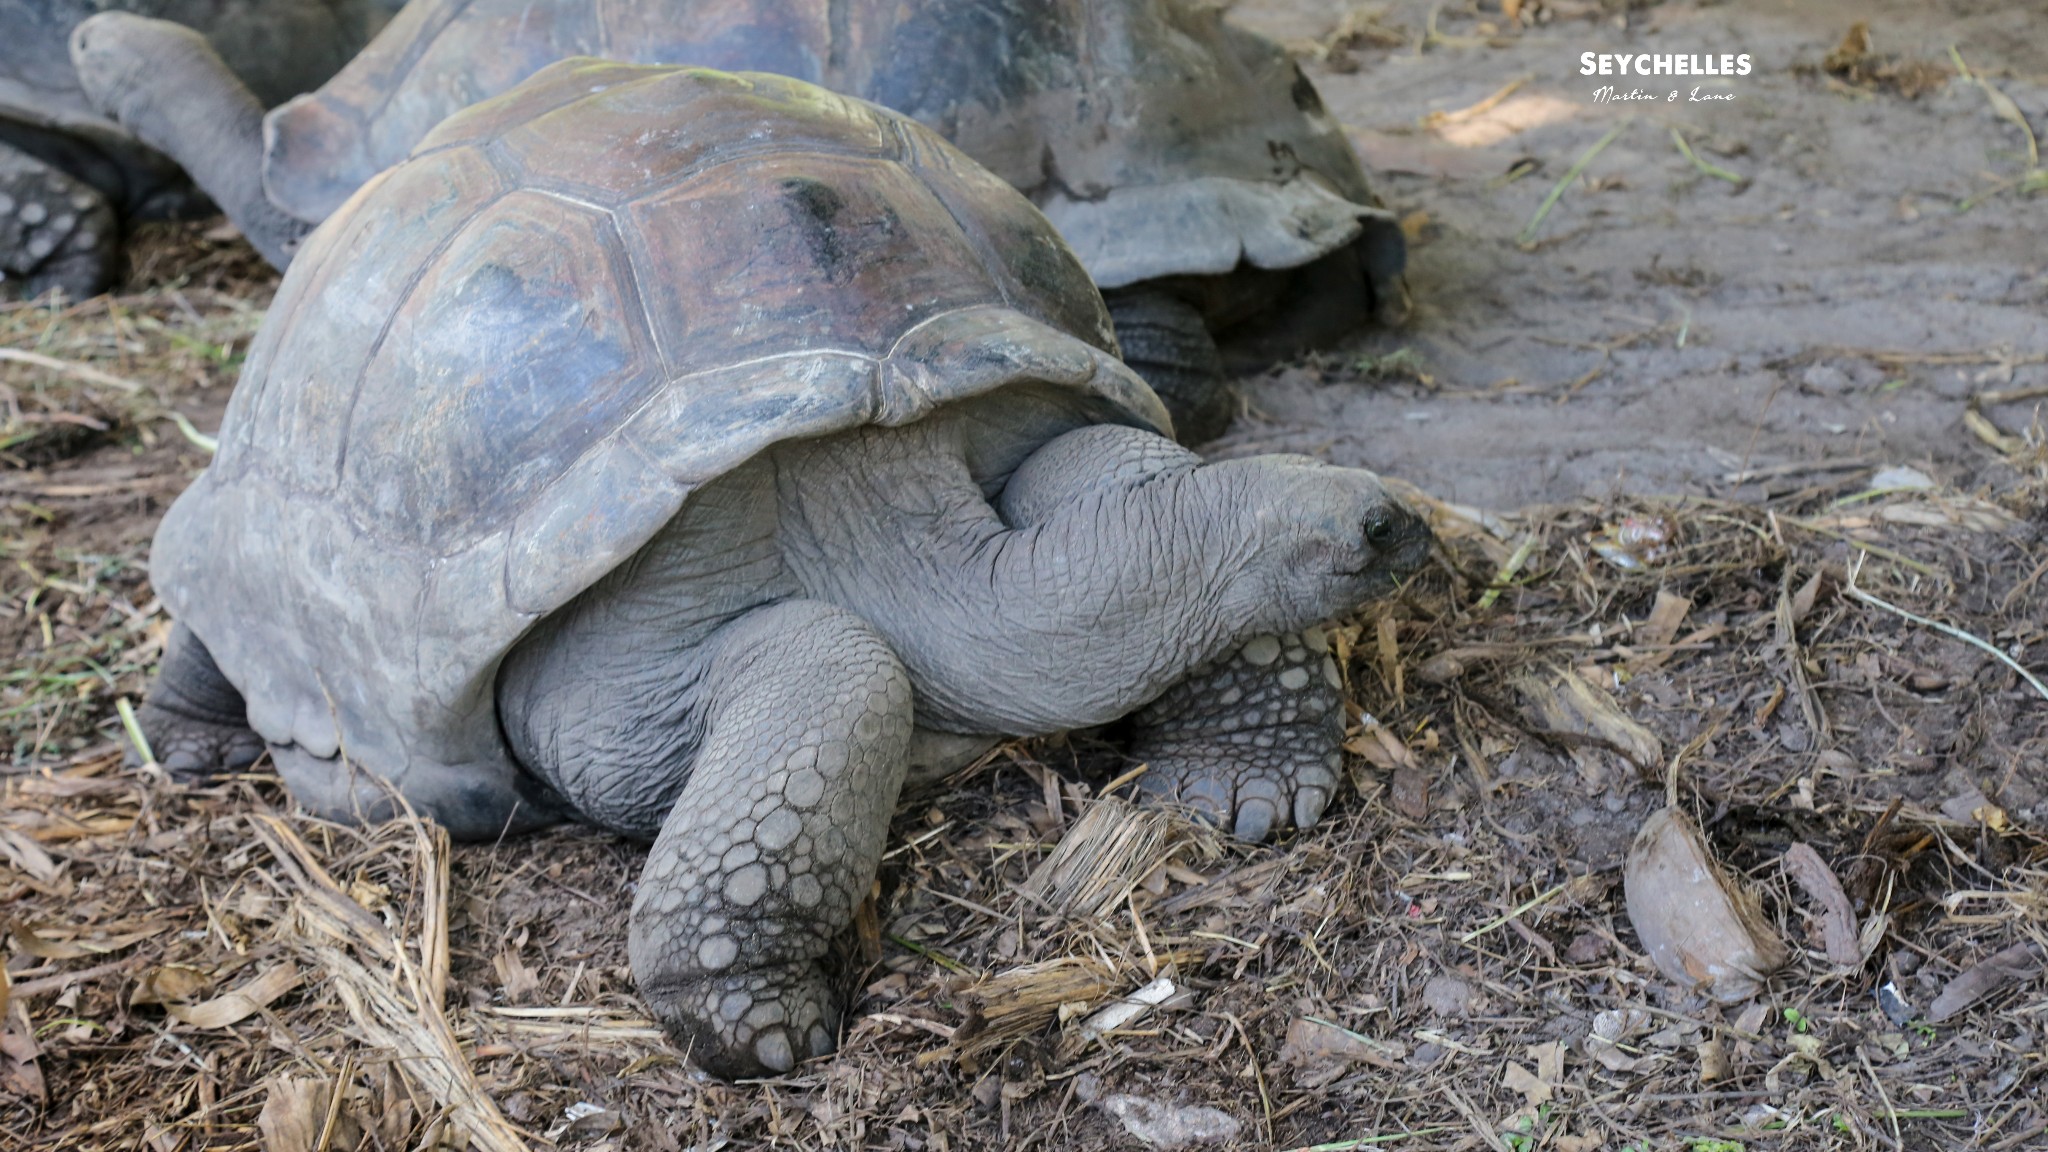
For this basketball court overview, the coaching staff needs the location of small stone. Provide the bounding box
[1421,974,1473,1017]
[1564,932,1608,964]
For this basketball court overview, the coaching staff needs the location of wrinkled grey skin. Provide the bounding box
[149,400,1430,1077]
[0,0,393,297]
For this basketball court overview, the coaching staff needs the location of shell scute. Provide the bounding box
[232,147,506,492]
[903,137,1120,355]
[339,189,658,548]
[506,437,684,613]
[491,66,892,203]
[621,150,998,375]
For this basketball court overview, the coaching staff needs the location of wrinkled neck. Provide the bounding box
[771,398,1244,734]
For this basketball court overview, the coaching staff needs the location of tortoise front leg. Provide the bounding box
[1102,286,1232,446]
[626,600,913,1078]
[1129,628,1349,842]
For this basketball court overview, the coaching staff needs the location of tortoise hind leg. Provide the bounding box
[138,623,265,778]
[0,144,118,301]
[70,13,312,269]
[1103,286,1233,446]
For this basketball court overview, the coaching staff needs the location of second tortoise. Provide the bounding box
[1,0,396,297]
[72,0,1408,442]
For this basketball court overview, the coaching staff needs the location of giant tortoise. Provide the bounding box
[0,0,395,298]
[134,61,1432,1077]
[72,0,1407,442]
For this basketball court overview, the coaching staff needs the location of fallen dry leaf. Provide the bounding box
[1376,615,1404,708]
[166,962,302,1028]
[1928,942,2045,1023]
[1516,665,1663,778]
[1584,1007,1651,1072]
[257,1075,331,1152]
[1624,808,1788,1003]
[1280,1016,1405,1071]
[1788,568,1825,627]
[1782,843,1862,966]
[1501,1061,1551,1106]
[1697,1035,1730,1083]
[493,945,541,1003]
[130,965,212,1008]
[1638,591,1693,649]
[10,920,172,960]
[0,827,60,883]
[1,1013,44,1102]
[1345,722,1420,772]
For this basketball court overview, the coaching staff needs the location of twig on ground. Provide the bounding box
[0,347,146,394]
[1518,121,1629,247]
[1844,553,2048,702]
[1670,128,1745,184]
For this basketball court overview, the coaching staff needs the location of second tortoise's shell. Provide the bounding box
[151,61,1166,809]
[261,0,1395,291]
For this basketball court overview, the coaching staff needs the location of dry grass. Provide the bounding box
[0,222,272,767]
[4,232,2047,1152]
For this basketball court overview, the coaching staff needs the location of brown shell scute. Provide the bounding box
[626,155,998,371]
[341,190,658,547]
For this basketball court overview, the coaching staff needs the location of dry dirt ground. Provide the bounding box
[1223,0,2048,510]
[3,1,2047,1150]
